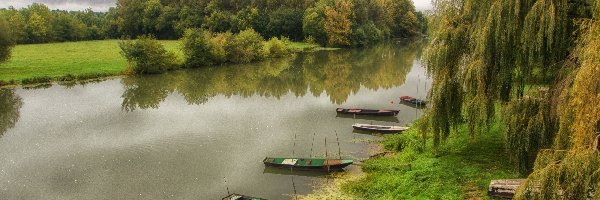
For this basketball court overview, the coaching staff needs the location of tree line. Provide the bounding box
[0,0,426,46]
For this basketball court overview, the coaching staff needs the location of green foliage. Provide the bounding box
[424,0,599,198]
[225,28,265,63]
[119,36,179,74]
[262,37,290,58]
[182,28,213,67]
[504,93,556,175]
[0,17,14,63]
[266,8,304,40]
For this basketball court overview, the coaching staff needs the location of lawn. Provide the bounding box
[0,40,319,85]
[0,40,183,83]
[302,116,521,200]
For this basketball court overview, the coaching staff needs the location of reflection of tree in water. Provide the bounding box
[121,74,177,111]
[121,41,422,111]
[0,89,23,136]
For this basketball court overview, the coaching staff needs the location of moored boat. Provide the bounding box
[336,108,400,116]
[399,96,427,106]
[222,193,266,200]
[263,157,353,171]
[352,123,409,134]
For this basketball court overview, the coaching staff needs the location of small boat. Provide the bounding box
[399,96,427,106]
[352,123,409,134]
[335,113,400,123]
[336,108,400,116]
[263,157,353,171]
[222,193,266,200]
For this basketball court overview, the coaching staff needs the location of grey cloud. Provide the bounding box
[0,0,117,12]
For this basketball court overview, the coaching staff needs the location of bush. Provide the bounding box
[208,32,232,64]
[225,28,265,63]
[119,36,179,74]
[262,37,289,58]
[182,28,213,67]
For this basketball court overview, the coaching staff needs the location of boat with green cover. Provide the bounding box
[263,157,353,171]
[222,193,266,200]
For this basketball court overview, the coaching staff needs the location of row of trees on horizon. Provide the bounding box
[0,0,427,46]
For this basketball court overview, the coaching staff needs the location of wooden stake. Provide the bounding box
[310,132,315,158]
[325,137,328,158]
[224,177,230,196]
[292,133,297,157]
[335,131,341,159]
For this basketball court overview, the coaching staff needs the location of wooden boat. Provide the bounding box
[263,157,353,171]
[336,108,400,116]
[399,96,427,106]
[335,113,400,123]
[222,193,266,200]
[352,123,409,134]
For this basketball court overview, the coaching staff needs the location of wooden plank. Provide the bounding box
[488,179,526,199]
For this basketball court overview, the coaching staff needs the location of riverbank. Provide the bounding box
[301,117,521,199]
[0,40,327,86]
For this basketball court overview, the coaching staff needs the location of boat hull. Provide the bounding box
[222,194,266,200]
[263,157,353,171]
[352,124,409,134]
[336,108,399,116]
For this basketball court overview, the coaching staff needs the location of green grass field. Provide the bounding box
[0,40,183,83]
[0,40,319,85]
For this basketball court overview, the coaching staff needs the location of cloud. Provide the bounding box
[412,0,433,11]
[0,0,432,12]
[0,0,116,12]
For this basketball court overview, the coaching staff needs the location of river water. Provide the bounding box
[0,41,429,199]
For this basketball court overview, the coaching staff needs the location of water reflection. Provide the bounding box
[0,89,23,136]
[121,41,423,111]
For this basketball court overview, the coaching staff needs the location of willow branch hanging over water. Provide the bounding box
[424,0,570,144]
[424,0,598,198]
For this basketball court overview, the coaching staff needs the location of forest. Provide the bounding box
[0,0,426,47]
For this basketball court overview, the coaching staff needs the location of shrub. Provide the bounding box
[262,37,289,58]
[208,32,232,64]
[119,36,179,74]
[225,28,265,63]
[182,28,213,67]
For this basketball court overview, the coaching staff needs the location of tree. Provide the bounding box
[266,7,304,40]
[0,17,15,63]
[5,10,27,44]
[116,0,146,37]
[323,0,353,46]
[225,28,265,63]
[182,28,213,67]
[303,3,327,45]
[119,36,179,74]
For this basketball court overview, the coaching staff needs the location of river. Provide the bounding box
[0,41,429,199]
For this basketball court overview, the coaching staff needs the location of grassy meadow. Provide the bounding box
[301,116,521,199]
[0,40,319,85]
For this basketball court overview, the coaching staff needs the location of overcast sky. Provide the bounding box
[0,0,432,12]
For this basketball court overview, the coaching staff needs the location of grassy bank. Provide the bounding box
[302,117,520,199]
[0,40,321,85]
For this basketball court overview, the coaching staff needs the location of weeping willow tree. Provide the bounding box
[425,0,598,198]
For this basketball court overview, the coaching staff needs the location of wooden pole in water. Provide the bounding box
[325,137,328,158]
[335,131,341,159]
[310,132,315,158]
[224,177,230,196]
[292,133,297,157]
